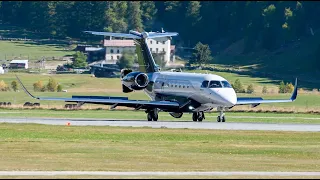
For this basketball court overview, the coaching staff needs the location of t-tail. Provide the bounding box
[84,30,178,73]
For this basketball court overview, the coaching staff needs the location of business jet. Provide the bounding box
[16,30,298,122]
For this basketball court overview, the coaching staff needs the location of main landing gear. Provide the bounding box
[192,111,205,122]
[217,107,226,122]
[146,108,158,121]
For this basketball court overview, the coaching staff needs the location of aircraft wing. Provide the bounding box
[16,76,180,111]
[84,31,142,39]
[235,78,298,107]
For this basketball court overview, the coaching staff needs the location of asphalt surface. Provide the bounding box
[1,117,320,132]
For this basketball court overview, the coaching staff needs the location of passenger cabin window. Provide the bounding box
[209,81,222,88]
[221,81,232,88]
[201,81,209,88]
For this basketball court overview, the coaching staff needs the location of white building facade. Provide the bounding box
[103,37,174,65]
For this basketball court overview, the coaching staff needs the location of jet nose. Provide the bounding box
[218,89,237,106]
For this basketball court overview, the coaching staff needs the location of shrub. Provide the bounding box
[57,84,63,92]
[11,80,19,92]
[262,86,268,94]
[232,79,245,93]
[278,81,286,93]
[285,83,294,93]
[246,84,255,94]
[0,80,10,91]
[33,80,44,92]
[47,78,58,92]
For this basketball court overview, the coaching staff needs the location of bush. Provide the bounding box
[278,81,286,93]
[57,84,63,92]
[262,86,268,94]
[11,80,19,92]
[47,78,58,92]
[232,79,245,93]
[0,80,10,91]
[246,84,255,94]
[33,80,44,92]
[285,83,294,93]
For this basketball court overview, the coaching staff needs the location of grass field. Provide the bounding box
[0,124,319,172]
[0,41,74,61]
[0,73,320,113]
[1,109,320,124]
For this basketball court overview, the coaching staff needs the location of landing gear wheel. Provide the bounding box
[192,112,204,122]
[147,109,158,121]
[222,116,226,122]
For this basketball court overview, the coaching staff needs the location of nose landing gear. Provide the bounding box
[192,111,205,122]
[217,107,226,122]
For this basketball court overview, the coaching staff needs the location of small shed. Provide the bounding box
[10,60,29,69]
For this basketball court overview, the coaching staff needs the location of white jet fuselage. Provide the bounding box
[144,71,237,112]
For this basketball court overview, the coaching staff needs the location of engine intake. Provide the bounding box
[122,72,149,91]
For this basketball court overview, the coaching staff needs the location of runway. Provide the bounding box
[1,117,320,132]
[0,171,320,176]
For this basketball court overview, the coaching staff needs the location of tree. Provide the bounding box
[47,78,58,92]
[232,79,245,93]
[33,80,44,92]
[278,81,286,93]
[246,84,255,94]
[116,51,135,69]
[128,2,143,31]
[192,42,212,66]
[72,51,88,68]
[285,82,294,93]
[262,86,268,94]
[153,52,166,68]
[0,80,9,91]
[11,80,19,92]
[57,84,63,92]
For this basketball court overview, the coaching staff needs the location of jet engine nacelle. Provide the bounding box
[122,71,149,91]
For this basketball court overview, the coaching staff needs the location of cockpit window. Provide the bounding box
[209,81,222,88]
[221,81,232,88]
[201,80,209,88]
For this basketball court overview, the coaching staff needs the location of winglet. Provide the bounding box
[290,78,298,101]
[15,75,38,99]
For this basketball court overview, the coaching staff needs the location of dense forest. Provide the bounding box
[1,1,320,51]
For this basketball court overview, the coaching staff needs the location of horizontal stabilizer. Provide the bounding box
[84,31,178,39]
[84,31,141,39]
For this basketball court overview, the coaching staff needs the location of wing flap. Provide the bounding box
[236,78,298,106]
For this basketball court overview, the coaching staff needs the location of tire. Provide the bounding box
[198,112,204,122]
[192,112,198,121]
[217,116,221,122]
[3,102,6,106]
[33,103,40,107]
[24,102,31,107]
[7,102,11,106]
[222,116,226,122]
[147,113,153,121]
[0,102,3,106]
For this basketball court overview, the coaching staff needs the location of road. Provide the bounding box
[1,117,320,132]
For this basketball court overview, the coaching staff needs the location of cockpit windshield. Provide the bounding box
[221,81,232,88]
[209,81,222,88]
[201,80,232,88]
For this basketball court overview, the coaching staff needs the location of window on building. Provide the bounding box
[117,55,120,60]
[117,49,120,53]
[156,48,158,53]
[163,48,165,52]
[162,41,165,44]
[150,40,152,44]
[150,48,152,52]
[110,49,114,53]
[156,41,159,44]
[111,56,113,60]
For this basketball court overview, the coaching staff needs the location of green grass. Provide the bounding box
[0,40,74,61]
[0,123,319,172]
[1,109,320,124]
